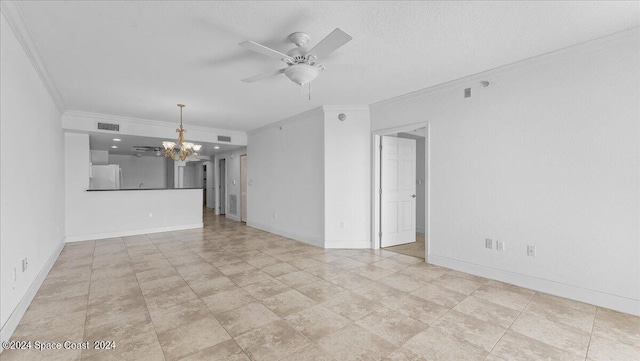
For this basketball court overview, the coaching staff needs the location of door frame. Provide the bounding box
[217,158,227,215]
[240,154,247,223]
[371,122,430,260]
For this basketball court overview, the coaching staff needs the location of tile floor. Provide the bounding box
[3,209,639,361]
[383,233,425,260]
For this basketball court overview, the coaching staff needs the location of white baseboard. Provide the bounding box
[0,237,65,351]
[428,255,640,316]
[324,239,371,249]
[247,222,324,248]
[225,214,241,222]
[65,223,203,242]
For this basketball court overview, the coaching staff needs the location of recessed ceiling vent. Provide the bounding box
[97,122,120,131]
[217,135,231,142]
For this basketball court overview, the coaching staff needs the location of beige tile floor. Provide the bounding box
[383,233,425,259]
[3,209,639,361]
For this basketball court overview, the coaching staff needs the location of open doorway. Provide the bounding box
[373,124,428,260]
[219,158,226,215]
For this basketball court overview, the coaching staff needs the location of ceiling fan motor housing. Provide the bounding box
[289,32,310,47]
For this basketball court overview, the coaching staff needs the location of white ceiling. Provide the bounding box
[17,1,640,132]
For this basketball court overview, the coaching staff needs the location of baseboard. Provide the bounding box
[247,222,324,248]
[428,255,640,316]
[65,223,203,242]
[0,237,65,351]
[324,239,371,249]
[225,214,241,222]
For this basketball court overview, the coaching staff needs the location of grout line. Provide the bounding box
[584,307,598,361]
[481,290,536,361]
[79,240,96,360]
[124,234,167,361]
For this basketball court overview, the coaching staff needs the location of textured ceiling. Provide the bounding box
[17,1,640,132]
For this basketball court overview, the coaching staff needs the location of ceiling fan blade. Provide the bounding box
[241,68,286,83]
[308,28,353,58]
[239,41,293,62]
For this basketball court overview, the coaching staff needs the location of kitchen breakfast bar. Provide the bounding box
[65,188,204,242]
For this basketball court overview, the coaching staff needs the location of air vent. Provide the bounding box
[97,122,120,131]
[217,135,231,142]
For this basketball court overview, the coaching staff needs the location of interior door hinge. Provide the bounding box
[378,232,382,240]
[379,188,382,194]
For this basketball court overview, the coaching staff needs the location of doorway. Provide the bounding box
[373,124,428,260]
[240,155,247,223]
[219,158,226,215]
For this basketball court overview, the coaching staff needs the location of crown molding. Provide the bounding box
[322,105,371,113]
[1,1,66,113]
[371,27,640,108]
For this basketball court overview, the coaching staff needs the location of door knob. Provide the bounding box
[411,194,416,198]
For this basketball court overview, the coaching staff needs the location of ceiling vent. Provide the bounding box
[97,122,120,131]
[217,135,231,142]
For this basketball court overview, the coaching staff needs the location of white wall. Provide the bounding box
[215,147,247,222]
[0,12,65,342]
[65,133,203,242]
[247,106,372,248]
[109,154,167,189]
[324,106,371,248]
[182,162,196,189]
[166,158,175,188]
[204,161,215,208]
[247,108,325,246]
[370,31,640,315]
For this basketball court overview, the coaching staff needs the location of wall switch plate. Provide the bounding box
[464,88,471,98]
[22,258,28,272]
[527,245,536,257]
[148,213,153,218]
[485,238,493,249]
[273,212,278,219]
[496,240,505,251]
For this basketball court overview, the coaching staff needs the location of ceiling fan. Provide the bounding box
[133,146,163,157]
[239,28,352,86]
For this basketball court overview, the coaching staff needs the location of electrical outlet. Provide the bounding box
[496,240,505,251]
[485,238,493,249]
[464,88,471,98]
[339,222,345,228]
[527,245,536,257]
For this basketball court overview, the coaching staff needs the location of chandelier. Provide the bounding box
[162,104,202,161]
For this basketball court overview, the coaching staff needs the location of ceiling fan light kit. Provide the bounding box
[239,28,352,89]
[284,63,322,86]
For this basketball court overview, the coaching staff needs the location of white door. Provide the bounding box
[381,136,416,247]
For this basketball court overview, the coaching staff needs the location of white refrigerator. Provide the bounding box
[90,165,122,190]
